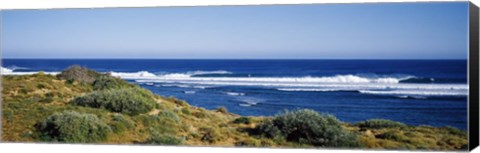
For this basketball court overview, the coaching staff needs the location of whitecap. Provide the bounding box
[225,92,245,96]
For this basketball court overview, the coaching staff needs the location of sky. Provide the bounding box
[1,2,469,59]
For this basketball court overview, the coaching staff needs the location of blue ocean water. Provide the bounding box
[2,59,468,129]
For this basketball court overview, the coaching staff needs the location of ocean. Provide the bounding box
[1,59,468,130]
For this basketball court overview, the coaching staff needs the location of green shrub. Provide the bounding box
[92,75,132,90]
[144,133,184,145]
[110,113,135,133]
[233,117,251,124]
[36,111,112,143]
[57,65,103,84]
[135,114,178,134]
[355,119,407,129]
[255,109,359,147]
[71,88,157,115]
[158,110,180,123]
[181,108,191,115]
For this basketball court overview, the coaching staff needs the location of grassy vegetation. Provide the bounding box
[355,119,407,129]
[1,66,469,150]
[253,109,359,148]
[71,88,157,115]
[36,111,112,143]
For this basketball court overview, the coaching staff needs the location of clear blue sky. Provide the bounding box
[1,2,469,59]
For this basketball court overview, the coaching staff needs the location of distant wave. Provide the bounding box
[1,66,59,75]
[2,67,468,97]
[110,70,232,79]
[225,92,245,96]
[358,90,467,96]
[276,87,467,97]
[237,97,262,107]
[1,67,13,73]
[184,91,196,94]
[110,71,157,78]
[127,71,467,97]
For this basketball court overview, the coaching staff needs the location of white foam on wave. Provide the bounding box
[3,67,467,97]
[225,92,245,96]
[1,67,14,73]
[1,67,59,75]
[110,71,157,78]
[127,71,467,97]
[277,88,345,92]
[110,70,232,79]
[184,91,196,94]
[188,70,232,76]
[358,90,467,96]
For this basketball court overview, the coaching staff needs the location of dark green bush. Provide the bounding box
[36,111,112,143]
[109,113,135,133]
[254,109,359,147]
[233,117,251,124]
[92,75,132,90]
[355,119,407,129]
[71,88,157,115]
[144,133,184,145]
[57,65,103,84]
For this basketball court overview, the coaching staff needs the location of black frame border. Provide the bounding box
[469,1,479,151]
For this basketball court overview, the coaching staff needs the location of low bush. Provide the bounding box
[144,133,184,145]
[57,65,103,84]
[254,109,359,147]
[233,117,252,124]
[181,108,191,115]
[71,88,157,115]
[92,75,132,90]
[135,114,178,134]
[109,113,135,133]
[355,119,407,129]
[158,110,180,123]
[36,111,112,143]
